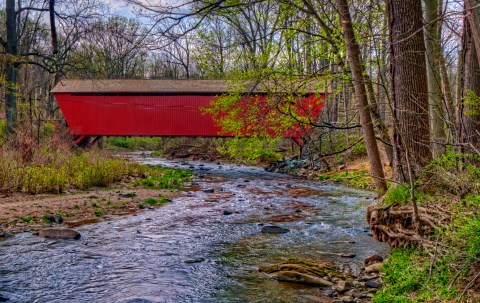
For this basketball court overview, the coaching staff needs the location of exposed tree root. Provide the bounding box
[366,201,450,248]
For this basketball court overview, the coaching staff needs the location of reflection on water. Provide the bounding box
[0,157,387,303]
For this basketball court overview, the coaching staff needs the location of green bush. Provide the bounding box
[418,152,480,196]
[104,137,164,150]
[218,135,283,163]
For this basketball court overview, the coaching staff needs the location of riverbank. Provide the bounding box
[0,183,182,235]
[0,147,192,235]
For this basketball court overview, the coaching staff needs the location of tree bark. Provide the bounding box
[336,0,387,195]
[387,0,432,182]
[458,7,480,150]
[5,0,18,135]
[365,73,394,165]
[49,0,59,55]
[424,0,446,157]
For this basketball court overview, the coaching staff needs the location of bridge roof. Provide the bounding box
[51,79,233,94]
[51,79,326,94]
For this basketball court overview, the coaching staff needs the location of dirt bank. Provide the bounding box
[0,181,180,234]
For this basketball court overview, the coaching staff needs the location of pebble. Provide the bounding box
[365,280,382,288]
[336,280,353,294]
[364,255,383,266]
[365,263,383,273]
[54,214,64,224]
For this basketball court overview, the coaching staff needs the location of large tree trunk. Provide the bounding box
[458,6,480,150]
[424,0,446,157]
[5,0,18,135]
[387,0,432,183]
[336,0,387,195]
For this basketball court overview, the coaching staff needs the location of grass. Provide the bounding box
[317,169,374,190]
[21,216,34,223]
[0,147,145,194]
[133,168,192,189]
[375,195,480,301]
[144,196,171,206]
[93,208,103,217]
[104,137,164,150]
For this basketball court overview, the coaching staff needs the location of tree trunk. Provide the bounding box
[336,0,387,195]
[49,0,58,55]
[5,0,18,135]
[459,7,480,150]
[424,0,446,157]
[365,73,394,165]
[387,0,432,183]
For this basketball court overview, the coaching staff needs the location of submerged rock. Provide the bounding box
[184,258,206,264]
[39,228,81,240]
[261,225,290,234]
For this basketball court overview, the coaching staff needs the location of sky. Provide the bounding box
[103,0,183,17]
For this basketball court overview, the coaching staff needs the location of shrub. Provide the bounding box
[418,153,480,196]
[217,135,283,163]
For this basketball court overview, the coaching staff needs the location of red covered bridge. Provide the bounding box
[52,79,325,146]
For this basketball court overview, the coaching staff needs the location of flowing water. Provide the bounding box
[0,156,388,303]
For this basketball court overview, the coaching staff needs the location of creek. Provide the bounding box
[0,156,387,303]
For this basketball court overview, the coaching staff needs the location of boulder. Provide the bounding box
[261,225,290,234]
[39,228,81,240]
[222,210,234,216]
